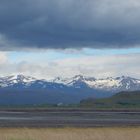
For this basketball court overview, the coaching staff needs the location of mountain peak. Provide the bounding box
[73,75,85,80]
[0,74,37,86]
[115,76,138,80]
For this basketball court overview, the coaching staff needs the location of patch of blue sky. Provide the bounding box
[8,50,82,63]
[8,48,140,63]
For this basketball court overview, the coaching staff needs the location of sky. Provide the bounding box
[0,0,140,79]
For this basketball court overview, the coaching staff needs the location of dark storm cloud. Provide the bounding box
[0,0,140,50]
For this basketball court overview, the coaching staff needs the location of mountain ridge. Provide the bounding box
[50,75,140,92]
[0,74,140,92]
[80,91,140,108]
[0,74,139,104]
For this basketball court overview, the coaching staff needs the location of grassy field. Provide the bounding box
[0,127,139,140]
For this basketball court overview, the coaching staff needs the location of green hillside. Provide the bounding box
[80,91,140,109]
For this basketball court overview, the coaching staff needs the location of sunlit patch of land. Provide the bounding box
[0,127,139,140]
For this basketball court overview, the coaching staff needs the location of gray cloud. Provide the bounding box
[1,0,140,50]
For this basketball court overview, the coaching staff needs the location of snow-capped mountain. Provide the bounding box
[52,75,140,92]
[0,75,68,90]
[0,74,140,105]
[0,75,36,88]
[0,74,140,92]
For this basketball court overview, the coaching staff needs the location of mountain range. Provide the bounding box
[0,74,139,105]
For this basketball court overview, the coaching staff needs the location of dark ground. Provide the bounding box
[0,109,140,127]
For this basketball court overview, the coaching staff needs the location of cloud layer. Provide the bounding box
[1,0,140,50]
[0,52,140,79]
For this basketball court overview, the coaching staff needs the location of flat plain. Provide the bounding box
[0,109,139,140]
[0,127,139,140]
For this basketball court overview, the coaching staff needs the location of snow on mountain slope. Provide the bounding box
[52,75,95,86]
[0,75,36,88]
[85,77,121,90]
[52,75,140,91]
[0,74,140,92]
